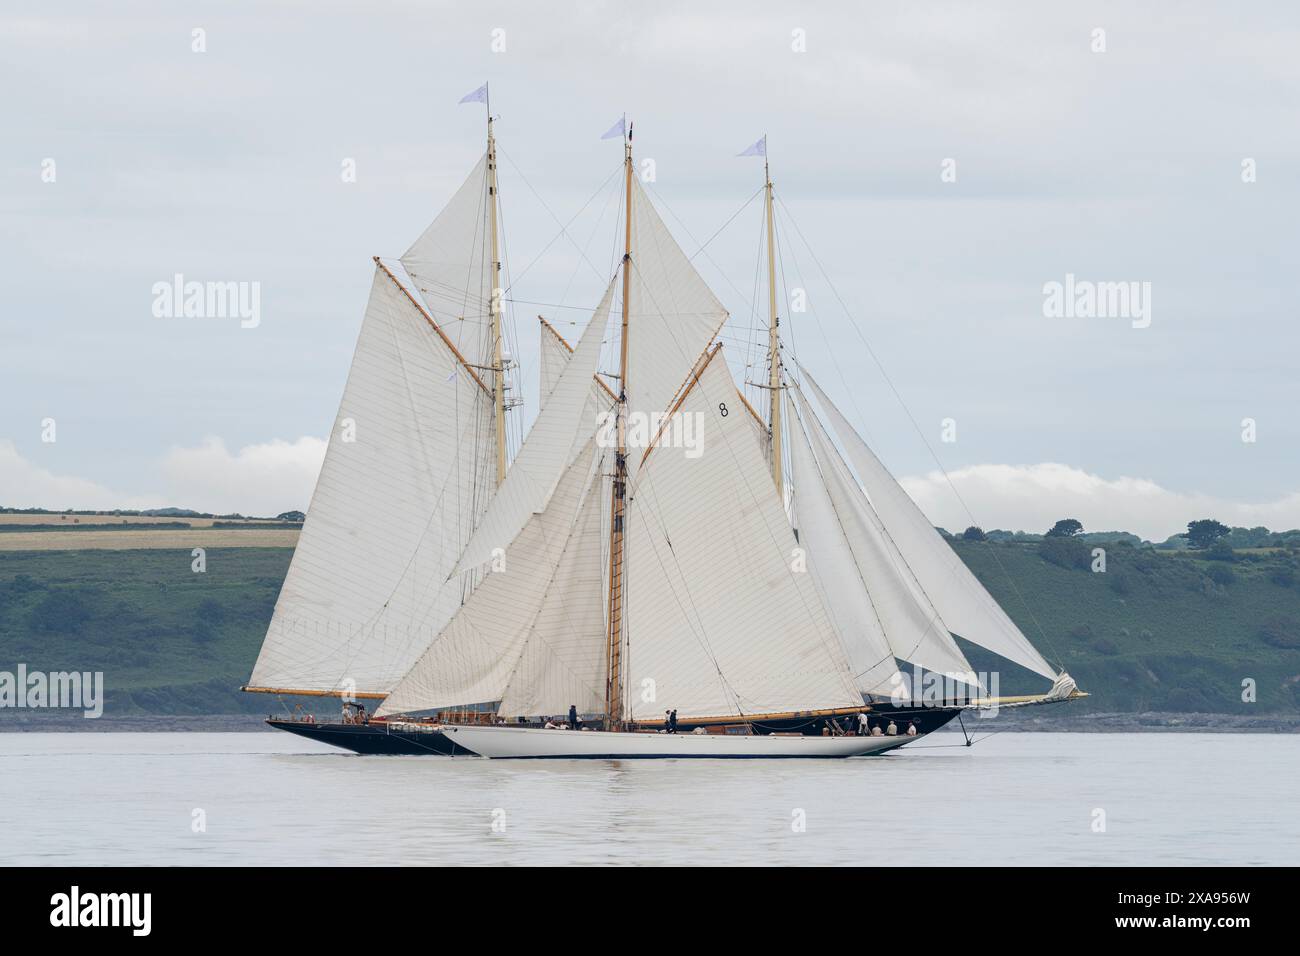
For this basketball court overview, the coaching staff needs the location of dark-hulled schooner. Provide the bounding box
[244,91,1082,758]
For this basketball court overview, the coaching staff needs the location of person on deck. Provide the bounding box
[906,720,919,737]
[857,712,870,735]
[886,719,899,736]
[668,709,678,734]
[870,722,883,737]
[568,704,578,730]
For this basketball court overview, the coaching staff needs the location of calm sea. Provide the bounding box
[1,732,1295,866]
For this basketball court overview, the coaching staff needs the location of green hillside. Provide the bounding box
[0,540,1297,716]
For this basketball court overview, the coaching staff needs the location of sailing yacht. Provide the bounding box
[245,101,1082,758]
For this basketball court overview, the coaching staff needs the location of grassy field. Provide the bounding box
[0,539,1297,716]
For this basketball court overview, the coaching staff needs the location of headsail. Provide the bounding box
[801,370,1058,681]
[786,390,903,696]
[250,261,495,694]
[790,383,978,686]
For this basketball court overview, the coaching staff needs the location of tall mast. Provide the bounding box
[605,127,633,729]
[487,105,507,487]
[764,150,783,498]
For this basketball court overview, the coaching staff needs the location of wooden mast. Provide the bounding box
[487,104,507,487]
[764,148,783,498]
[605,127,633,729]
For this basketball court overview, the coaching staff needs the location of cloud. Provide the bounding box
[900,462,1300,541]
[157,436,326,516]
[0,437,325,516]
[0,440,158,512]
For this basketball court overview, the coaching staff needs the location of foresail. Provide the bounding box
[452,281,615,574]
[792,383,978,687]
[376,442,604,716]
[624,348,861,720]
[400,155,494,371]
[624,177,729,477]
[250,263,494,694]
[787,391,901,696]
[801,371,1057,682]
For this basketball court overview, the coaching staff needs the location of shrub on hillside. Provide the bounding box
[1259,617,1300,649]
[1069,623,1094,642]
[1207,565,1236,586]
[1039,535,1092,570]
[1269,568,1296,588]
[1093,637,1120,655]
[28,591,93,632]
[1203,542,1237,562]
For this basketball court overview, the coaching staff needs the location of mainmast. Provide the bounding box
[487,106,507,486]
[764,150,783,498]
[605,126,633,729]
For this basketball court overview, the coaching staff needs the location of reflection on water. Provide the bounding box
[1,732,1294,865]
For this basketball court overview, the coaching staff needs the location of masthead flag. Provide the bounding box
[459,83,488,105]
[601,114,627,140]
[737,135,767,157]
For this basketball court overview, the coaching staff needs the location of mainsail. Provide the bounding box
[623,348,862,720]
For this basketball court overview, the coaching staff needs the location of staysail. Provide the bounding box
[450,280,615,574]
[250,261,495,694]
[376,441,606,716]
[801,370,1057,681]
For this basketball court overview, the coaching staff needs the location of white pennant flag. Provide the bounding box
[737,135,766,157]
[459,83,488,105]
[600,114,626,140]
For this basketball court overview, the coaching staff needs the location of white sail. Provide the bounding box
[452,281,615,574]
[250,263,494,694]
[801,371,1057,681]
[624,349,862,720]
[786,392,902,696]
[624,177,729,476]
[792,383,978,686]
[495,464,610,717]
[377,441,604,716]
[400,156,495,371]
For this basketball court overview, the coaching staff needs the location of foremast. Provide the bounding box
[763,148,783,498]
[605,129,634,729]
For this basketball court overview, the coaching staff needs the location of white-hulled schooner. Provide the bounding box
[245,96,1082,758]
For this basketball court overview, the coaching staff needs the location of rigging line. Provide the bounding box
[775,196,1064,675]
[497,147,619,293]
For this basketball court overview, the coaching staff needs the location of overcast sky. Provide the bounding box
[2,1,1297,539]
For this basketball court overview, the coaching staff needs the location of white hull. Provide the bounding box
[443,724,915,759]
